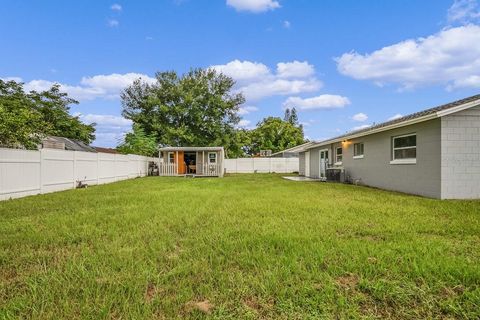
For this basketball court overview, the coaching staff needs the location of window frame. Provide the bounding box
[335,147,343,165]
[390,133,417,165]
[208,152,217,164]
[353,142,364,159]
[168,152,175,164]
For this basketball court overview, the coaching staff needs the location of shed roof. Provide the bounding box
[158,146,224,152]
[305,94,480,150]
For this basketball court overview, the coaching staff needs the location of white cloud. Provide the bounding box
[336,25,480,90]
[80,73,155,92]
[276,61,314,78]
[211,59,321,101]
[7,72,156,101]
[24,80,106,101]
[448,0,480,24]
[1,76,23,82]
[283,94,351,111]
[226,0,280,13]
[241,78,321,101]
[77,113,132,147]
[449,75,480,89]
[79,114,132,127]
[351,124,371,131]
[237,119,252,128]
[111,3,122,11]
[387,113,404,121]
[94,132,127,147]
[212,60,269,81]
[108,19,119,27]
[238,105,258,115]
[283,20,291,28]
[352,112,368,122]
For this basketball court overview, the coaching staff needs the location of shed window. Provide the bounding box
[335,147,343,163]
[168,152,175,164]
[353,143,364,158]
[392,134,416,160]
[208,152,217,164]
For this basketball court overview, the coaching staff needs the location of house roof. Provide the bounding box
[94,146,120,154]
[42,136,97,153]
[270,141,315,156]
[158,146,224,152]
[305,94,480,150]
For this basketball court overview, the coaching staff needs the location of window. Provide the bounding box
[168,152,175,164]
[391,134,416,164]
[208,152,217,164]
[353,143,364,159]
[335,147,343,164]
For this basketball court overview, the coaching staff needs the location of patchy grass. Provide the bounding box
[1,174,479,319]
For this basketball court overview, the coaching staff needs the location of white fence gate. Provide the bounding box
[0,148,157,201]
[224,157,299,174]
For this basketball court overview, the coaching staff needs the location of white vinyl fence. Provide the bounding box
[0,148,157,201]
[225,157,298,174]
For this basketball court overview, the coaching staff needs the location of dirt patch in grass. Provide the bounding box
[185,300,214,315]
[243,296,275,313]
[145,282,161,303]
[440,285,465,299]
[336,273,360,291]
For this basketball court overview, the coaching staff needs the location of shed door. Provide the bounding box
[177,151,186,174]
[305,151,310,177]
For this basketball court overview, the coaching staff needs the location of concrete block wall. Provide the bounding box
[441,106,480,199]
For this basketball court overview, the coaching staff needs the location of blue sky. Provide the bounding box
[1,0,480,147]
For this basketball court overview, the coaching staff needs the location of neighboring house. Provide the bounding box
[93,146,120,154]
[158,147,225,177]
[298,94,480,199]
[41,136,96,153]
[270,141,315,158]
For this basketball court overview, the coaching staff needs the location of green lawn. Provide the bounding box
[1,174,479,319]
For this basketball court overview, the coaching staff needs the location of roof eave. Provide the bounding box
[305,113,438,150]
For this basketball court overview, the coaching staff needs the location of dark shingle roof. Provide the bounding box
[94,146,120,154]
[308,94,480,148]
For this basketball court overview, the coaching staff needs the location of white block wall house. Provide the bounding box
[298,94,480,199]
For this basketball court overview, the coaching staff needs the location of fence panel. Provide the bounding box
[42,149,75,193]
[0,149,41,200]
[224,157,298,174]
[0,148,156,201]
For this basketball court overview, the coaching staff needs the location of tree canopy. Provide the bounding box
[248,116,305,155]
[117,124,158,157]
[0,79,95,149]
[121,68,244,157]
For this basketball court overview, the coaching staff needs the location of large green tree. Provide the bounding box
[0,80,45,149]
[0,79,95,149]
[249,117,305,155]
[121,68,244,157]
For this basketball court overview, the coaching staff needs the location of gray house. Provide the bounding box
[298,94,480,199]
